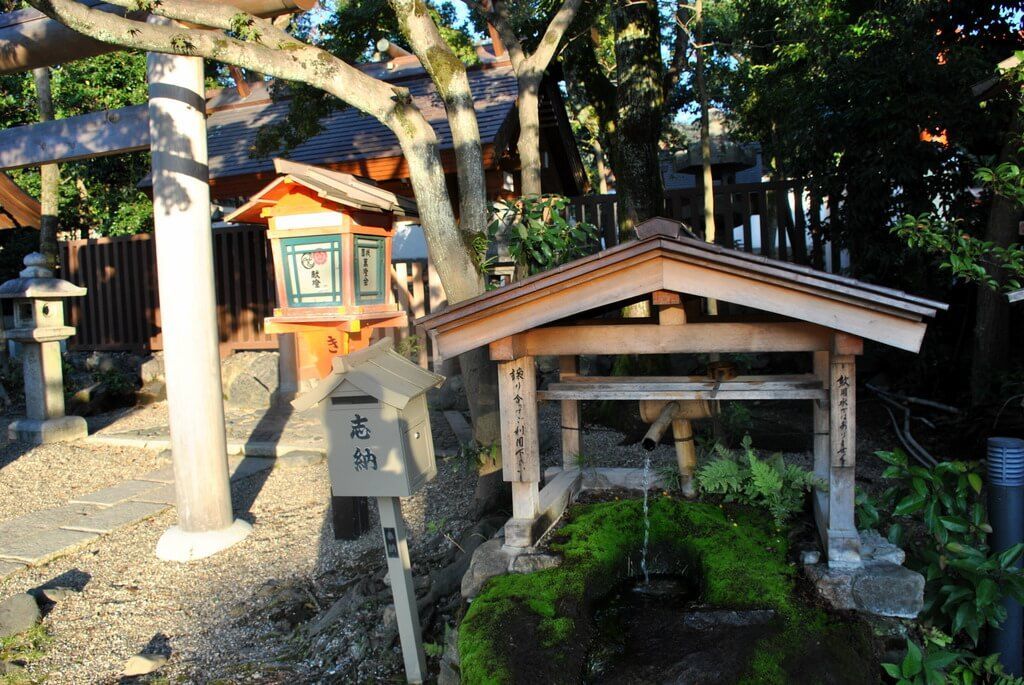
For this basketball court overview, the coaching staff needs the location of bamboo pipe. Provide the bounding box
[640,399,718,498]
[0,0,316,74]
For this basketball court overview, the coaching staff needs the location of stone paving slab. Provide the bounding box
[136,465,176,484]
[61,500,168,534]
[69,480,163,507]
[0,559,26,576]
[0,503,102,541]
[0,528,100,564]
[228,457,275,481]
[132,482,176,506]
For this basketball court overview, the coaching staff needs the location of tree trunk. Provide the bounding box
[518,73,544,197]
[32,67,60,268]
[971,133,1022,403]
[694,0,715,243]
[612,0,664,237]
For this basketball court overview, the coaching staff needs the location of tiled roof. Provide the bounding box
[203,64,518,182]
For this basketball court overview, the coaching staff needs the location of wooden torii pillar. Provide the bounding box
[0,0,312,561]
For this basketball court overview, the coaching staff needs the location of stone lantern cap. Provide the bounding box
[0,253,86,299]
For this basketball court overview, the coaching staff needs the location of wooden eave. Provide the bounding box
[0,172,40,229]
[416,236,947,359]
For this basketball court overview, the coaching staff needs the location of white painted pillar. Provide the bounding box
[147,30,250,561]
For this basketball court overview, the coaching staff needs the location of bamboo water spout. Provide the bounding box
[640,399,718,498]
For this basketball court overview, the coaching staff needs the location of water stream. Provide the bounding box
[640,454,651,585]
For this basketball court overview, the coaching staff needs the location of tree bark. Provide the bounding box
[694,0,715,243]
[971,133,1023,403]
[517,73,543,197]
[32,66,60,268]
[612,0,664,237]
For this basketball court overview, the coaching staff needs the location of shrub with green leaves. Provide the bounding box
[872,449,1024,645]
[882,629,1024,685]
[488,195,600,275]
[696,435,823,527]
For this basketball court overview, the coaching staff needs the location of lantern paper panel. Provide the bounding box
[282,235,343,307]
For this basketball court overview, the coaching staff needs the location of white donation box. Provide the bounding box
[293,338,445,685]
[294,338,444,500]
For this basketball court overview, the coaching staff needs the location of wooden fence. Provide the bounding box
[568,180,841,272]
[57,179,836,357]
[58,225,442,359]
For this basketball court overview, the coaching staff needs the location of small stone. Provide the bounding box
[382,604,396,630]
[461,538,511,599]
[38,587,77,603]
[136,380,167,406]
[800,549,821,566]
[277,450,324,469]
[156,449,173,466]
[860,530,906,567]
[139,354,164,385]
[0,661,25,675]
[851,563,924,619]
[510,553,560,574]
[0,593,40,638]
[122,653,168,677]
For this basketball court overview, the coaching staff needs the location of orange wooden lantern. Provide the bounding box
[226,159,417,382]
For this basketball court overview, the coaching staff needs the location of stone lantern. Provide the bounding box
[0,252,87,444]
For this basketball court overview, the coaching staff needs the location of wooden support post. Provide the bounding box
[147,28,250,561]
[812,350,830,553]
[498,356,541,547]
[827,352,860,566]
[559,355,580,469]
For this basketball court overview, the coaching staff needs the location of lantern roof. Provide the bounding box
[292,338,443,412]
[225,159,418,224]
[0,253,86,299]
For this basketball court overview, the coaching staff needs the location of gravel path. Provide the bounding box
[0,418,161,526]
[0,444,475,684]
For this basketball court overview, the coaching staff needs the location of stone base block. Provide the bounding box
[155,519,252,562]
[8,416,88,444]
[805,562,924,618]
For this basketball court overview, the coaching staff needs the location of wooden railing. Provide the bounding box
[568,180,841,272]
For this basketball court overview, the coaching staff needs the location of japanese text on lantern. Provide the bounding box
[350,414,378,471]
[836,373,850,467]
[510,366,525,479]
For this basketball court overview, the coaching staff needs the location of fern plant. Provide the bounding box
[696,435,824,527]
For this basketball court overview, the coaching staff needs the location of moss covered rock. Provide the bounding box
[458,498,878,684]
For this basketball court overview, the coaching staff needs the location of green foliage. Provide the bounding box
[488,195,600,276]
[0,51,152,237]
[696,435,823,527]
[873,449,1024,644]
[0,623,51,684]
[717,0,1018,289]
[393,335,422,361]
[882,629,1024,685]
[422,641,445,658]
[449,441,499,474]
[894,212,1024,292]
[459,497,872,684]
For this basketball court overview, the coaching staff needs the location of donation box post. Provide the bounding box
[292,338,444,684]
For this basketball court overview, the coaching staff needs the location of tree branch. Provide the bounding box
[28,0,398,118]
[527,0,584,73]
[464,0,526,72]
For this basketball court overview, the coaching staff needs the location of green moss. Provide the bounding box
[459,497,870,684]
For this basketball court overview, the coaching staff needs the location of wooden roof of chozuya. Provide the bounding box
[417,218,947,360]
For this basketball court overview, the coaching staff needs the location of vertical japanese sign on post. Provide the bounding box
[292,339,444,684]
